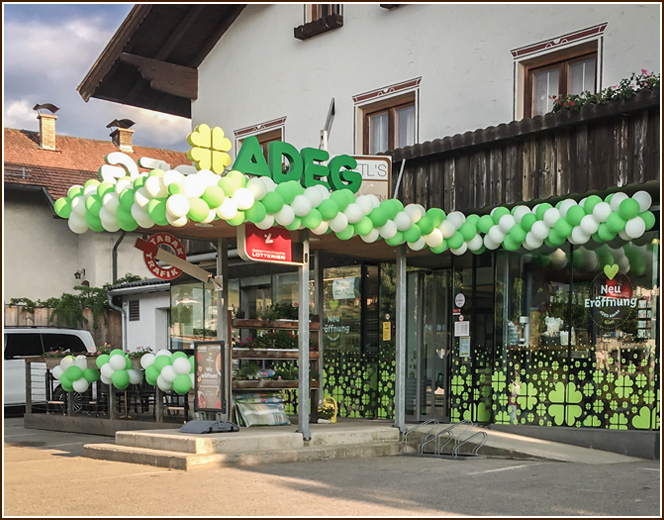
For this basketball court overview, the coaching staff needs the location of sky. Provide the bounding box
[3,3,191,151]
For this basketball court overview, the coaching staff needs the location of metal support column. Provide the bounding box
[314,250,324,394]
[298,231,311,440]
[217,238,230,422]
[395,244,407,433]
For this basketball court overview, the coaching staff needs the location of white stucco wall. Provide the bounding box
[193,4,660,159]
[122,291,171,353]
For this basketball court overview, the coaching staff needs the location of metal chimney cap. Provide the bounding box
[106,119,136,129]
[33,103,60,114]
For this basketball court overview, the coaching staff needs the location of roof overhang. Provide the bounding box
[77,4,245,118]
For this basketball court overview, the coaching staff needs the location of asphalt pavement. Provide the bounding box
[3,417,662,517]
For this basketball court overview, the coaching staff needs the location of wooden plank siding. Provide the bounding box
[391,89,660,213]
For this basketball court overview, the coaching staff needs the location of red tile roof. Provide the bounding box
[4,128,189,201]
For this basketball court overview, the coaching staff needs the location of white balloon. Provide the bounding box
[407,237,427,251]
[316,184,332,200]
[183,174,206,198]
[200,209,216,224]
[115,178,133,194]
[523,232,543,251]
[609,192,629,211]
[303,186,323,208]
[393,212,412,231]
[423,228,444,247]
[632,191,652,213]
[190,373,195,388]
[60,356,75,371]
[163,169,185,188]
[579,214,600,235]
[367,194,381,209]
[355,195,374,215]
[531,221,549,241]
[71,196,87,217]
[404,204,425,223]
[558,199,577,218]
[173,357,192,375]
[156,374,173,392]
[74,355,88,370]
[145,175,168,198]
[161,366,177,383]
[83,183,99,200]
[624,217,645,239]
[247,177,268,200]
[99,208,121,233]
[52,365,64,380]
[543,207,561,228]
[101,363,115,380]
[488,225,506,245]
[512,206,531,223]
[102,192,120,214]
[140,353,156,369]
[311,221,329,235]
[156,349,173,358]
[498,214,515,233]
[216,197,238,220]
[292,195,313,217]
[274,205,295,226]
[166,194,190,218]
[451,242,468,256]
[571,226,590,245]
[128,369,143,385]
[378,220,397,240]
[100,374,112,385]
[255,215,275,230]
[592,202,612,223]
[618,229,631,241]
[439,220,457,238]
[233,187,255,210]
[344,203,364,224]
[72,378,90,393]
[260,176,277,192]
[131,204,155,229]
[446,211,466,229]
[110,354,128,371]
[361,228,380,243]
[329,212,349,233]
[133,186,151,208]
[166,211,189,228]
[68,214,89,234]
[467,234,484,251]
[484,235,499,250]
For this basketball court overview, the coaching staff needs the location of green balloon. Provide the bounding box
[459,222,477,241]
[245,201,267,224]
[117,211,139,232]
[535,203,553,221]
[261,192,285,214]
[606,212,626,234]
[503,235,520,251]
[472,245,486,255]
[85,212,104,232]
[430,240,448,254]
[369,207,389,228]
[640,211,656,231]
[60,375,73,392]
[84,179,100,189]
[427,208,446,227]
[171,351,188,361]
[547,229,566,247]
[172,374,192,395]
[217,176,237,198]
[154,355,171,372]
[329,190,351,212]
[148,168,165,178]
[133,176,146,190]
[618,198,640,220]
[145,364,160,385]
[227,211,246,227]
[447,231,464,249]
[188,197,210,222]
[317,199,339,220]
[335,226,355,240]
[110,349,124,357]
[112,370,130,390]
[147,198,169,226]
[385,231,404,246]
[54,198,72,218]
[274,183,296,205]
[416,216,434,235]
[492,207,510,224]
[83,368,100,383]
[465,214,480,226]
[97,181,115,198]
[68,186,84,199]
[520,213,537,232]
[302,208,323,229]
[65,366,84,382]
[119,188,135,210]
[202,185,225,208]
[169,182,184,195]
[597,223,617,242]
[381,199,404,220]
[285,216,302,231]
[96,354,110,369]
[565,205,586,226]
[403,225,422,243]
[354,216,374,236]
[553,218,573,238]
[478,215,495,234]
[125,356,132,370]
[189,356,195,373]
[509,225,526,243]
[583,195,603,214]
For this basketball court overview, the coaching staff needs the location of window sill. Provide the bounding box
[294,13,343,41]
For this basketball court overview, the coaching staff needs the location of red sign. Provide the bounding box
[240,224,293,263]
[140,232,186,280]
[603,276,633,299]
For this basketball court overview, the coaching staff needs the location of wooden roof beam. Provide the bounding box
[120,52,198,100]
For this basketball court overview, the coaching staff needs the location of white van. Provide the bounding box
[3,327,97,407]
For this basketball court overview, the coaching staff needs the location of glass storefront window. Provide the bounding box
[322,266,361,354]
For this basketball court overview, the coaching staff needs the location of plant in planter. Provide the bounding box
[261,303,299,321]
[234,362,261,380]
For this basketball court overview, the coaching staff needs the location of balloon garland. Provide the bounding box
[53,154,655,256]
[96,349,143,390]
[532,242,651,276]
[51,355,100,393]
[140,349,195,395]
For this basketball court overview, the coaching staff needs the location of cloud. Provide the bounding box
[3,5,191,152]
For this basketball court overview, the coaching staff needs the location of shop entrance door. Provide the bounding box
[405,269,452,422]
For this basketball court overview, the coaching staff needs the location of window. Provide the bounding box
[129,300,140,321]
[522,41,598,118]
[234,119,285,159]
[306,4,341,23]
[354,78,420,155]
[294,4,343,40]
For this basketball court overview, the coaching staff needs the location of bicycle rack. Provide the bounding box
[419,420,471,456]
[453,429,488,457]
[402,418,439,452]
[403,419,487,459]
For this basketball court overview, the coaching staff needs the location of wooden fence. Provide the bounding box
[4,306,123,348]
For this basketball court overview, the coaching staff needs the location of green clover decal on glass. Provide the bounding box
[548,382,583,426]
[186,124,232,174]
[614,375,634,399]
[492,370,507,392]
[517,382,538,411]
[609,412,628,430]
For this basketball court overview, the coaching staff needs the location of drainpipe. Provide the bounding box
[112,231,126,283]
[107,293,127,352]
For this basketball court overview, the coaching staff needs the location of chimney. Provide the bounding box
[33,103,60,150]
[107,119,136,153]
